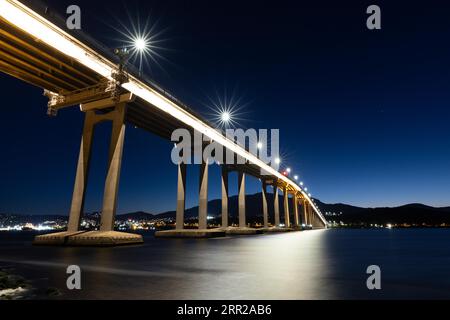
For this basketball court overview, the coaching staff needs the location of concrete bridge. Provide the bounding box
[0,0,327,246]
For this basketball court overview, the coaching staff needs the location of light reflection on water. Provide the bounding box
[1,229,450,299]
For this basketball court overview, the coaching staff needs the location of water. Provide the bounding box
[1,229,450,299]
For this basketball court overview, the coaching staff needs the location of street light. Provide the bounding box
[294,175,298,180]
[221,111,231,123]
[286,167,291,173]
[257,142,263,150]
[275,157,281,165]
[134,37,147,51]
[133,37,148,76]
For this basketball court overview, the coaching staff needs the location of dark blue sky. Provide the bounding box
[1,0,450,215]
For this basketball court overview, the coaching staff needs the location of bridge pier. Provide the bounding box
[302,199,308,228]
[221,166,229,228]
[176,163,187,230]
[156,159,225,238]
[198,161,209,229]
[238,171,246,228]
[225,171,262,235]
[308,203,313,229]
[34,99,143,246]
[273,186,280,226]
[262,181,269,228]
[283,187,290,228]
[99,103,126,232]
[292,195,300,228]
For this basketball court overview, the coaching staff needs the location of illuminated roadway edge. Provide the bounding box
[0,0,327,225]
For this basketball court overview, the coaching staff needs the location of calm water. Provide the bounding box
[1,229,450,299]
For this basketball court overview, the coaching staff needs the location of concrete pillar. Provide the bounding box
[221,166,229,228]
[67,110,95,232]
[238,171,246,228]
[100,104,126,232]
[262,181,268,228]
[176,163,186,230]
[293,195,299,227]
[308,204,313,227]
[302,199,308,226]
[283,187,290,227]
[273,186,280,226]
[198,160,209,229]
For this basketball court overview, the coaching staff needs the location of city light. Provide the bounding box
[275,157,281,164]
[286,167,291,173]
[300,181,304,186]
[294,175,298,180]
[257,142,263,150]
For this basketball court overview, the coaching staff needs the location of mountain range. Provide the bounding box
[2,193,450,226]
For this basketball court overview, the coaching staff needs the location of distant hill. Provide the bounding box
[156,194,450,226]
[116,211,155,221]
[2,194,450,226]
[313,199,450,225]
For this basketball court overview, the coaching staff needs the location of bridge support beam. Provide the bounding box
[262,181,269,228]
[293,195,299,227]
[283,187,290,228]
[66,109,95,232]
[302,199,308,227]
[221,166,229,228]
[273,186,280,226]
[308,203,313,227]
[100,103,126,232]
[199,161,209,229]
[238,171,246,228]
[176,163,187,230]
[34,97,143,246]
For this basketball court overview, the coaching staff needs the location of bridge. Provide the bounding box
[0,0,327,246]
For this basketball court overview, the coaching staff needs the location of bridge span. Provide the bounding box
[0,0,327,245]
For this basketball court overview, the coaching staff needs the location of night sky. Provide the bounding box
[1,0,450,215]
